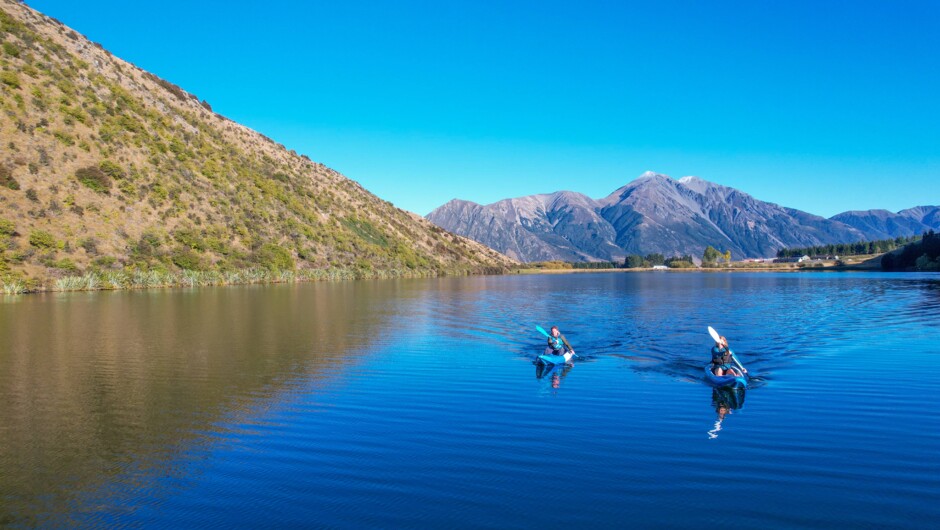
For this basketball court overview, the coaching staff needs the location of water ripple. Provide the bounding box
[1,273,939,527]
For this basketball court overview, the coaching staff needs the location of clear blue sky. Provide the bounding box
[26,0,939,216]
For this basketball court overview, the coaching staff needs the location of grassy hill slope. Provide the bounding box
[0,0,514,293]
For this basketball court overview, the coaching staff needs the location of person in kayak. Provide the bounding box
[545,326,575,357]
[711,335,744,377]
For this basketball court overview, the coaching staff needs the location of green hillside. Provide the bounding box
[0,1,515,293]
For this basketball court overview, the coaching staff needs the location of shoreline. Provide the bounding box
[0,265,506,296]
[512,267,867,274]
[514,256,889,275]
[3,254,910,296]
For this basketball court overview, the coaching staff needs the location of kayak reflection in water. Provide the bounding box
[707,386,746,439]
[545,326,575,357]
[711,335,745,378]
[536,361,573,395]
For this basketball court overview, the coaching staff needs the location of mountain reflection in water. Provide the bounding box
[1,272,938,528]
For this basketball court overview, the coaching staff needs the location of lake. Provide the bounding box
[1,272,939,528]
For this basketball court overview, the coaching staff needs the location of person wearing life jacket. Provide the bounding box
[711,335,744,377]
[545,326,575,357]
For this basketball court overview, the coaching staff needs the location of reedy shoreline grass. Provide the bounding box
[1,279,27,295]
[3,266,495,295]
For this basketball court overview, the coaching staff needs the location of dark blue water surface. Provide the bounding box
[1,272,939,528]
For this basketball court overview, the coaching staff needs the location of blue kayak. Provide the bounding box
[538,352,574,365]
[704,364,747,388]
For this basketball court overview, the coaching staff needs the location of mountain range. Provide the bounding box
[0,0,514,289]
[427,171,939,262]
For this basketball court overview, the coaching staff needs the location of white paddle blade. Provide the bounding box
[707,326,721,343]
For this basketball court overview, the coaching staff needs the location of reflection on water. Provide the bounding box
[708,386,746,439]
[1,272,939,527]
[535,361,574,395]
[0,281,404,526]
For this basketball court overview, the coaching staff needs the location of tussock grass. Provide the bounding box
[2,280,27,295]
[54,273,100,291]
[42,264,480,293]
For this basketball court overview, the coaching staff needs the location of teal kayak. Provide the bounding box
[538,351,574,365]
[704,364,747,388]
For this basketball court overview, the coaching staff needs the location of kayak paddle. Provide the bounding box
[536,325,579,358]
[707,326,747,377]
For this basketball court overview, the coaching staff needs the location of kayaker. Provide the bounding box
[711,335,744,377]
[545,326,575,357]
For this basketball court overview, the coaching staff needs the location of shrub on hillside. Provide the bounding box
[118,180,137,197]
[92,256,117,269]
[133,231,163,258]
[0,166,19,190]
[98,160,125,180]
[75,166,112,193]
[142,72,192,103]
[78,237,98,255]
[201,159,222,179]
[2,41,20,57]
[51,258,80,274]
[0,219,15,236]
[0,72,20,89]
[172,226,206,251]
[29,230,57,249]
[60,105,87,124]
[254,243,294,271]
[53,130,75,146]
[170,247,207,271]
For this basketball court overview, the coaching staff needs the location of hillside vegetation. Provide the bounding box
[881,231,940,271]
[777,235,919,258]
[0,1,514,293]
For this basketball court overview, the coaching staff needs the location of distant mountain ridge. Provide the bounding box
[427,171,939,262]
[832,206,940,240]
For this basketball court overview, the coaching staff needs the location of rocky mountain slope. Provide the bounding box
[430,191,621,262]
[0,0,514,290]
[428,171,936,262]
[831,206,940,240]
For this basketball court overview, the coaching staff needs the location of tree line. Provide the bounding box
[777,236,919,258]
[539,253,697,269]
[882,231,940,271]
[622,253,695,268]
[701,246,731,267]
[571,261,621,269]
[573,252,707,269]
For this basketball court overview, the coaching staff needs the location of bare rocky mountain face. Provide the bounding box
[429,191,620,262]
[428,171,937,262]
[832,207,940,240]
[0,0,514,290]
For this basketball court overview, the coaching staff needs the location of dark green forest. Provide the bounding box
[571,261,620,269]
[881,231,940,271]
[777,236,919,258]
[557,253,692,269]
[622,253,667,268]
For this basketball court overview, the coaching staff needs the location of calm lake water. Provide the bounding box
[1,272,939,528]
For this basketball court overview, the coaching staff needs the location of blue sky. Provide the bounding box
[27,0,939,216]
